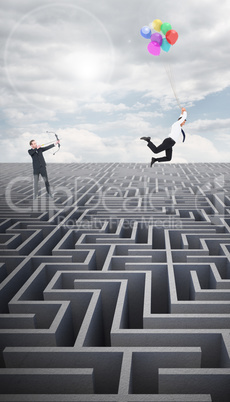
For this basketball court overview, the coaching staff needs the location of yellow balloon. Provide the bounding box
[153,19,163,32]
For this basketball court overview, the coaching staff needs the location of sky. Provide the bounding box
[1,0,230,164]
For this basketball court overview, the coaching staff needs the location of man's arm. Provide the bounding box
[41,144,55,152]
[28,149,38,156]
[178,107,187,123]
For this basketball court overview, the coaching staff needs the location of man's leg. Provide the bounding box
[33,173,39,198]
[148,138,173,154]
[155,146,173,162]
[40,168,51,195]
[147,140,158,153]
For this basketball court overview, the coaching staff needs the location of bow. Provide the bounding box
[46,131,60,155]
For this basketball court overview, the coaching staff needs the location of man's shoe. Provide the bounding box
[150,157,156,167]
[140,136,151,142]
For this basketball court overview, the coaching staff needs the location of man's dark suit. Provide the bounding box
[28,144,54,198]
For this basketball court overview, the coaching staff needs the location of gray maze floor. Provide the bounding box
[0,162,230,402]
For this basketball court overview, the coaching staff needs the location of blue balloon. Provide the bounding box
[140,26,152,39]
[161,37,171,52]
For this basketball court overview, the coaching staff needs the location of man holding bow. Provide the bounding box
[28,139,60,199]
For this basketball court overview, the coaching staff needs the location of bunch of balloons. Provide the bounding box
[140,19,179,56]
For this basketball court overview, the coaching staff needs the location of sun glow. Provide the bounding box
[64,50,109,82]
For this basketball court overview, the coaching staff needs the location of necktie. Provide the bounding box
[181,129,186,142]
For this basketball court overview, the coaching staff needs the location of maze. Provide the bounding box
[0,161,230,402]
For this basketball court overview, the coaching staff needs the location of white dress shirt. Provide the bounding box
[168,111,187,143]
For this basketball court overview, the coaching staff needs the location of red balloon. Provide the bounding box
[166,30,178,45]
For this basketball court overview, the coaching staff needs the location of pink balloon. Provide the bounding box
[147,41,161,56]
[150,33,163,46]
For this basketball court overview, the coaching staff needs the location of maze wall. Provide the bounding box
[0,162,230,402]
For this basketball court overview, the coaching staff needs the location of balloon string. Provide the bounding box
[166,64,181,109]
[164,62,182,109]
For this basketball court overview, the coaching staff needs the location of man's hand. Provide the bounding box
[181,107,186,113]
[55,140,60,145]
[37,145,41,149]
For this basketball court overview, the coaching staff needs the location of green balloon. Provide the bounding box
[161,22,172,35]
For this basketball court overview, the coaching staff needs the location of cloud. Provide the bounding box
[2,107,57,123]
[187,118,230,133]
[83,102,129,113]
[215,133,230,143]
[54,128,151,163]
[1,0,230,163]
[2,0,230,111]
[175,133,230,163]
[82,101,150,113]
[2,125,229,166]
[77,110,164,140]
[2,2,114,112]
